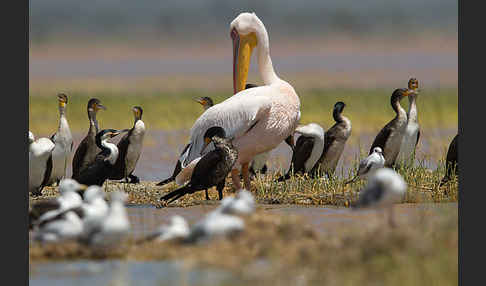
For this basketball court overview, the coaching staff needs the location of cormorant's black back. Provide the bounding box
[72,149,113,186]
[109,130,132,180]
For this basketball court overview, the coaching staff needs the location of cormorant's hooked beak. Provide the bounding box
[231,28,257,95]
[57,94,67,107]
[96,103,107,111]
[194,97,206,106]
[109,131,121,138]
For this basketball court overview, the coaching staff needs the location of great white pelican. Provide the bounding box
[179,12,301,190]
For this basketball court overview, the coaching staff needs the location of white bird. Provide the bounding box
[29,179,85,229]
[397,78,421,167]
[142,215,190,243]
[80,185,109,227]
[178,12,301,191]
[32,210,84,243]
[353,168,407,226]
[345,147,385,185]
[47,94,73,186]
[278,123,325,181]
[29,131,55,196]
[187,211,245,243]
[80,191,130,247]
[216,189,255,216]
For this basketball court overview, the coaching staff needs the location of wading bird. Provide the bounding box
[29,131,55,196]
[29,178,86,230]
[47,94,73,186]
[79,191,130,247]
[369,88,415,167]
[160,127,238,203]
[72,98,106,178]
[139,215,190,243]
[353,168,407,227]
[345,147,385,185]
[312,101,351,177]
[397,78,421,167]
[73,129,125,186]
[178,13,301,191]
[110,106,146,184]
[277,123,325,181]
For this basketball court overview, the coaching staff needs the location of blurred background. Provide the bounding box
[29,0,458,180]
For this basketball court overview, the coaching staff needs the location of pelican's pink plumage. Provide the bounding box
[179,12,301,190]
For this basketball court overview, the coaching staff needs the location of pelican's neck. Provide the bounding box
[254,17,280,85]
[407,96,418,123]
[101,139,118,165]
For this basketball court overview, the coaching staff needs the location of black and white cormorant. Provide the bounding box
[72,129,124,187]
[160,126,238,204]
[397,78,421,167]
[312,101,351,177]
[72,98,106,178]
[29,131,55,196]
[440,134,458,186]
[47,93,73,186]
[109,106,146,184]
[277,123,325,181]
[369,88,415,167]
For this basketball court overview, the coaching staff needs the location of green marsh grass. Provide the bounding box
[29,88,457,135]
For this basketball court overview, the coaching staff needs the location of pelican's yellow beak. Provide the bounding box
[231,28,257,94]
[79,184,88,191]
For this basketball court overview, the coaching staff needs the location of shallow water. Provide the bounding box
[30,260,240,286]
[65,128,456,182]
[124,203,458,239]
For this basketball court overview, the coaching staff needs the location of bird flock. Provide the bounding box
[29,12,458,247]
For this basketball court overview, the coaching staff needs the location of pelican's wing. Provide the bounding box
[180,87,272,167]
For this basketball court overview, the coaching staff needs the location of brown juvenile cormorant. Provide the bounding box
[72,98,106,178]
[311,101,351,177]
[72,129,124,186]
[440,134,458,186]
[47,93,73,186]
[109,106,146,184]
[369,88,414,167]
[160,126,238,204]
